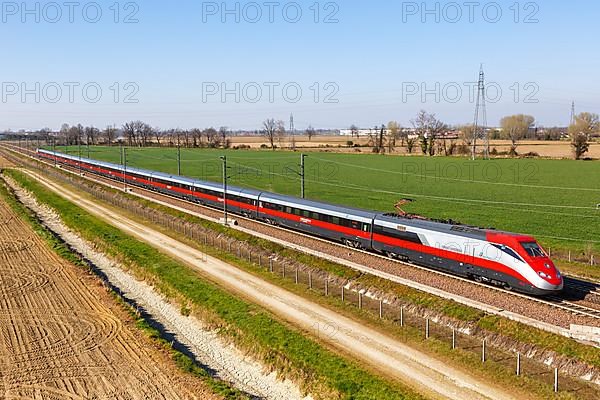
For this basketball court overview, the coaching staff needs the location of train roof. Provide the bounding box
[43,150,264,199]
[374,213,490,240]
[259,192,377,223]
[150,170,199,186]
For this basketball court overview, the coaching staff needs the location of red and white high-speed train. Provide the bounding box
[37,149,564,296]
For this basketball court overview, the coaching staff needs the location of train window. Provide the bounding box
[302,210,310,218]
[286,207,292,214]
[362,223,370,232]
[373,225,422,244]
[492,244,525,262]
[521,242,546,258]
[332,216,340,225]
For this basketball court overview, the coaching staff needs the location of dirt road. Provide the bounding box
[0,183,220,399]
[22,169,525,400]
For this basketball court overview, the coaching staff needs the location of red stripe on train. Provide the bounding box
[372,233,526,282]
[258,207,371,239]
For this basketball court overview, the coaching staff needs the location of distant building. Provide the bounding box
[339,128,382,137]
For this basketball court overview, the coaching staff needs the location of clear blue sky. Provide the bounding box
[1,0,598,131]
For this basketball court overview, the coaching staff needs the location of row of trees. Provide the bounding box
[347,111,456,157]
[50,122,233,149]
[345,110,599,160]
[261,118,317,150]
[496,112,599,159]
[5,112,598,160]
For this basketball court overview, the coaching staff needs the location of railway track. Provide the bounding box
[564,277,600,297]
[544,296,600,320]
[5,145,600,327]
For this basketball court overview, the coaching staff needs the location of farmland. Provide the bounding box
[54,146,600,253]
[0,172,220,399]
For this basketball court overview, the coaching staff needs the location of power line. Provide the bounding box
[225,160,598,210]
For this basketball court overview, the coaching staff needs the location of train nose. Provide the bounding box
[535,260,563,286]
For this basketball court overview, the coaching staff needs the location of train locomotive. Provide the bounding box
[37,149,564,296]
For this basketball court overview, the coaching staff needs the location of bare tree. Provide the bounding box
[84,126,100,145]
[122,121,137,146]
[500,114,535,156]
[203,127,220,148]
[141,123,154,147]
[59,123,70,146]
[387,121,400,153]
[374,124,386,154]
[188,128,200,147]
[154,127,165,146]
[219,126,230,149]
[349,124,359,138]
[411,110,447,156]
[459,124,475,148]
[38,127,52,146]
[569,112,599,160]
[181,129,191,148]
[306,125,316,141]
[263,118,277,150]
[276,120,286,148]
[69,124,84,146]
[103,125,117,145]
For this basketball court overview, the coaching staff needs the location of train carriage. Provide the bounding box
[372,214,563,295]
[257,192,376,249]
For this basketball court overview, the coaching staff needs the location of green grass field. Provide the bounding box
[54,146,600,253]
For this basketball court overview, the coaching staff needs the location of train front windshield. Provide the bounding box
[521,242,546,258]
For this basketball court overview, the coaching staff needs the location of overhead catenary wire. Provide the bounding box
[225,160,598,211]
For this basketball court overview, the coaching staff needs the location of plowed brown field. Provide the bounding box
[0,193,221,399]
